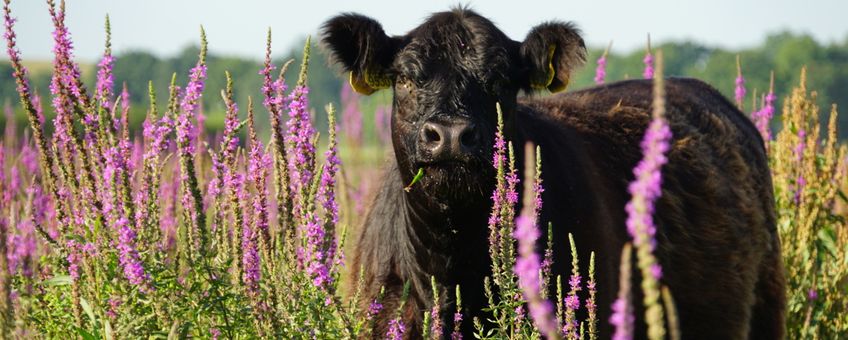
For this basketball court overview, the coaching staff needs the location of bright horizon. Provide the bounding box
[8,0,848,62]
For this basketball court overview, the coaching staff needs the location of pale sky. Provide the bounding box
[9,0,848,62]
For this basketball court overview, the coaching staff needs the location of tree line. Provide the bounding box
[2,30,847,139]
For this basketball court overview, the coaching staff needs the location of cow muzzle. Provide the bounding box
[418,118,481,163]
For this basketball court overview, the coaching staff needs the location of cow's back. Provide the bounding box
[517,78,785,339]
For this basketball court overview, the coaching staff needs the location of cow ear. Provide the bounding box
[520,22,586,93]
[322,13,399,95]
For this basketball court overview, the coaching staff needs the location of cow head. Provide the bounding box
[322,8,585,210]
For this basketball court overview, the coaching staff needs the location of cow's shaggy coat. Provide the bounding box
[323,8,785,339]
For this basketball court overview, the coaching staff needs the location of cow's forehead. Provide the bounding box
[395,9,514,83]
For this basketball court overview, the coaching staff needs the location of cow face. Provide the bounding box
[322,9,585,207]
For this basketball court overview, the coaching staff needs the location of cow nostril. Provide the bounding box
[459,126,479,149]
[424,125,441,143]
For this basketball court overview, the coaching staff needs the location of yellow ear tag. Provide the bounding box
[350,71,377,95]
[364,69,392,89]
[531,44,560,91]
[349,68,392,95]
[544,44,557,86]
[548,73,569,93]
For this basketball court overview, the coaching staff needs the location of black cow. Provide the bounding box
[322,8,785,339]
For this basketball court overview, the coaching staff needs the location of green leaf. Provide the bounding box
[104,319,114,340]
[41,275,72,286]
[817,227,838,257]
[80,297,97,324]
[74,326,100,340]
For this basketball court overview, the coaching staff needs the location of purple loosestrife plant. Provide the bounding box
[246,98,273,273]
[594,42,612,85]
[586,252,598,340]
[285,38,315,204]
[514,142,561,340]
[753,72,776,143]
[94,17,114,111]
[452,285,463,340]
[488,106,508,281]
[3,1,60,225]
[563,234,581,339]
[285,83,315,213]
[610,244,635,340]
[307,104,342,290]
[623,51,670,340]
[643,36,654,79]
[735,55,746,110]
[386,317,406,340]
[428,276,443,339]
[242,198,261,295]
[260,29,294,242]
[176,27,209,255]
[116,217,151,292]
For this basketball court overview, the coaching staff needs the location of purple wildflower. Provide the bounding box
[106,297,122,320]
[95,14,114,111]
[210,328,221,340]
[66,240,81,281]
[488,111,508,253]
[563,253,582,339]
[95,55,114,108]
[247,116,270,237]
[221,100,240,164]
[302,215,331,288]
[594,43,611,85]
[594,55,607,85]
[242,210,261,294]
[366,300,383,320]
[239,168,260,295]
[259,33,287,115]
[734,56,746,109]
[625,117,671,253]
[609,297,634,340]
[564,295,580,311]
[754,74,776,142]
[624,51,670,339]
[135,116,172,226]
[116,217,151,291]
[430,302,443,339]
[586,269,598,337]
[734,75,746,107]
[514,214,559,337]
[176,62,207,156]
[451,311,463,340]
[285,85,315,215]
[515,304,525,325]
[386,318,406,340]
[318,113,341,226]
[808,289,817,301]
[643,41,654,80]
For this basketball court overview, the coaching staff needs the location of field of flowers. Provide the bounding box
[0,1,846,339]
